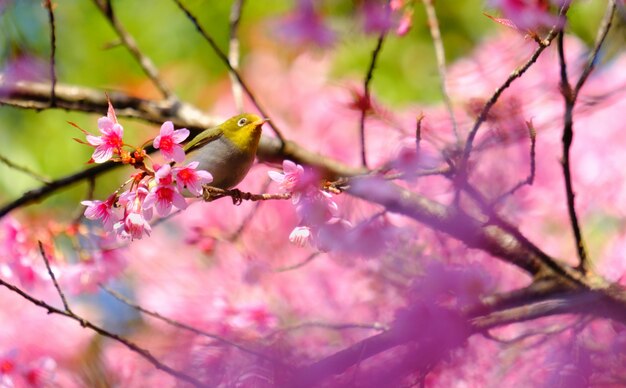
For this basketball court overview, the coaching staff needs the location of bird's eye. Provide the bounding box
[237,117,248,127]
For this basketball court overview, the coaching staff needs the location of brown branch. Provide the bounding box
[202,186,291,205]
[359,32,386,168]
[422,0,458,141]
[228,0,246,112]
[44,0,57,107]
[0,80,366,218]
[557,30,590,273]
[171,0,286,143]
[39,240,71,312]
[555,1,615,275]
[92,0,176,100]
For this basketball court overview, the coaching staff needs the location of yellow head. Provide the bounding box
[220,113,267,153]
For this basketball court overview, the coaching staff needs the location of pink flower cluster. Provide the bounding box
[0,217,47,288]
[80,102,213,240]
[269,160,350,250]
[0,351,57,387]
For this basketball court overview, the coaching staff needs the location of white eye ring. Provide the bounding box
[237,117,248,127]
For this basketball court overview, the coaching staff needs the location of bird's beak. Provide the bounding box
[253,117,270,126]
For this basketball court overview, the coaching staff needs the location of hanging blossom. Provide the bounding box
[77,102,213,241]
[82,100,125,163]
[269,160,350,250]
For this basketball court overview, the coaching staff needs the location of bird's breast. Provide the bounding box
[185,136,256,190]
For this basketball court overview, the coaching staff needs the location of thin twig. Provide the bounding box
[359,32,386,168]
[421,0,457,142]
[557,32,587,272]
[492,120,536,205]
[229,0,246,113]
[101,285,271,361]
[92,0,176,100]
[0,153,51,184]
[202,186,291,205]
[557,2,616,275]
[44,0,57,107]
[573,1,616,98]
[39,241,71,312]
[172,0,286,143]
[0,277,203,387]
[273,252,320,272]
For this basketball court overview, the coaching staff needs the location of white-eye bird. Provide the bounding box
[184,113,267,189]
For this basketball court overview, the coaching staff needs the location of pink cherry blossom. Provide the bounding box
[268,160,305,194]
[153,121,189,163]
[81,194,118,230]
[86,102,124,163]
[144,164,188,217]
[115,211,151,240]
[173,161,213,197]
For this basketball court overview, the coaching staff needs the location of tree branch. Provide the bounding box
[359,32,386,168]
[422,0,458,141]
[92,0,176,100]
[0,80,366,218]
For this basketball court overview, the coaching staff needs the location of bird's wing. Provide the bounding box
[184,127,223,154]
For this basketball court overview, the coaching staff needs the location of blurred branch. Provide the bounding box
[268,320,388,339]
[422,0,457,142]
[273,252,320,272]
[359,32,386,168]
[101,285,272,361]
[92,0,176,100]
[0,152,51,184]
[44,0,57,107]
[228,0,245,113]
[287,280,619,387]
[492,120,536,205]
[0,258,203,386]
[172,0,286,143]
